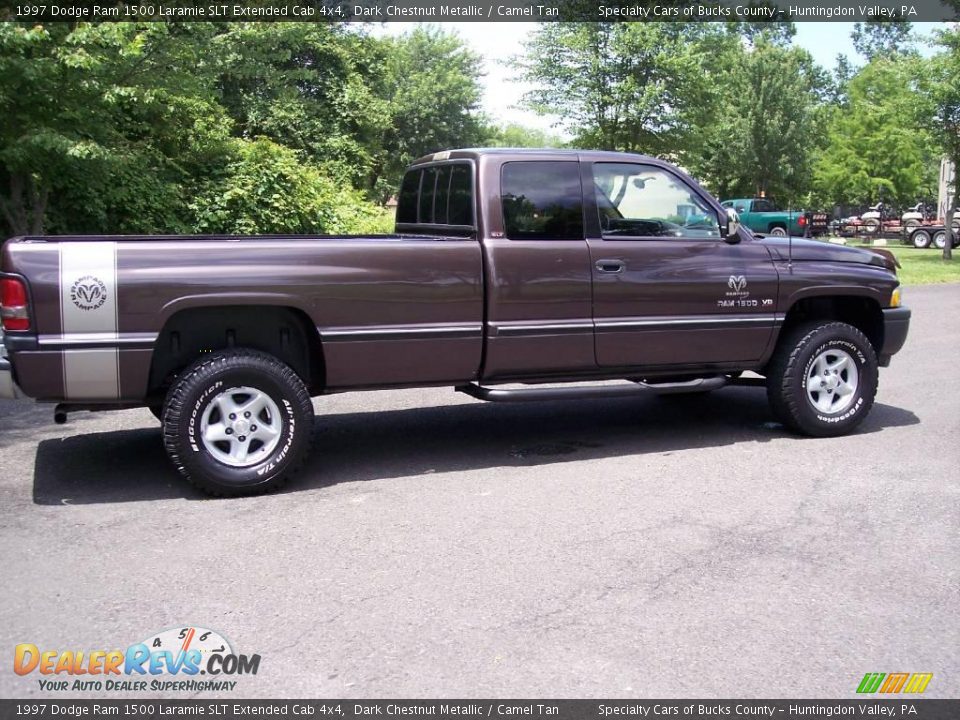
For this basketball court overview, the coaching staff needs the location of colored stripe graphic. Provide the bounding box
[880,673,909,693]
[903,673,933,694]
[857,673,886,693]
[857,672,933,694]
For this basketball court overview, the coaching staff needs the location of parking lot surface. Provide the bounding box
[1,283,957,699]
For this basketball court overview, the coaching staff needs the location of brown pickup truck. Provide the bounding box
[1,149,911,496]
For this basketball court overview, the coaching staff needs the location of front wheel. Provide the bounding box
[162,349,314,496]
[766,322,878,437]
[911,229,932,249]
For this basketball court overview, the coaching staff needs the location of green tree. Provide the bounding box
[0,22,229,236]
[189,137,390,235]
[215,23,389,189]
[852,21,914,60]
[515,23,720,158]
[366,26,487,201]
[926,28,960,260]
[686,37,826,204]
[484,123,566,148]
[811,56,936,210]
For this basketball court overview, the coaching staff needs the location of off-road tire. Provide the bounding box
[766,321,878,437]
[162,349,314,497]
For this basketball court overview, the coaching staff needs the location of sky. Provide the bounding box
[378,21,944,134]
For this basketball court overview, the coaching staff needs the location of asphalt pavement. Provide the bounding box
[0,283,957,699]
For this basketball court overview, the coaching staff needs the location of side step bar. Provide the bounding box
[456,375,728,403]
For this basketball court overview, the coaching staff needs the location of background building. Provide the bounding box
[939,158,956,220]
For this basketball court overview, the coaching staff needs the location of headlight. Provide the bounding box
[890,287,902,308]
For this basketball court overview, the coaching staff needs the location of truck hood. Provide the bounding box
[759,237,898,272]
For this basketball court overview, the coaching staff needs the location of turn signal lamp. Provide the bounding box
[890,287,902,308]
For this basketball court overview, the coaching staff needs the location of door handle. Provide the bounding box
[596,259,625,273]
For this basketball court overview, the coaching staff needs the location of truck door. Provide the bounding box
[586,162,779,368]
[480,158,596,380]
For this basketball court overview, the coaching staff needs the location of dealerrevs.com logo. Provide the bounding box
[14,626,261,693]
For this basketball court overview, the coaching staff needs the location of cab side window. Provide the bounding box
[593,163,720,239]
[501,161,583,240]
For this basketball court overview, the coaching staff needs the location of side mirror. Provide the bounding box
[722,207,742,244]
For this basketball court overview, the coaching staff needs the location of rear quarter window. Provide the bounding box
[396,162,475,229]
[501,161,583,240]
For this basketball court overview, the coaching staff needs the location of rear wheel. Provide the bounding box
[934,230,948,249]
[162,349,314,496]
[768,225,788,237]
[766,321,878,437]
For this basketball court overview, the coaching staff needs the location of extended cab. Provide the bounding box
[722,198,828,238]
[1,149,910,496]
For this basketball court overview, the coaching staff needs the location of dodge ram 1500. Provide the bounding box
[0,149,911,495]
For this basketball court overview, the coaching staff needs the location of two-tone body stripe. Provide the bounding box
[321,323,482,343]
[595,313,780,332]
[38,332,157,350]
[321,315,778,342]
[58,242,120,400]
[493,314,779,337]
[491,320,593,337]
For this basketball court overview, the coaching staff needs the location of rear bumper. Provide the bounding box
[879,306,911,367]
[0,331,24,399]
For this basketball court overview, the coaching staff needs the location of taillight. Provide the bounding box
[798,216,807,226]
[1,277,30,332]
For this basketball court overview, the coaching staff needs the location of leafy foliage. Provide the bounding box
[851,21,915,60]
[484,123,566,148]
[925,27,960,258]
[515,23,721,157]
[0,18,953,248]
[812,57,936,208]
[0,22,485,236]
[686,37,826,203]
[190,138,391,235]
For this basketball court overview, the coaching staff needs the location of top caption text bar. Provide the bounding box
[2,0,959,23]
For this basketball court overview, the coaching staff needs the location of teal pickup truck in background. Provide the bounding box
[721,198,828,237]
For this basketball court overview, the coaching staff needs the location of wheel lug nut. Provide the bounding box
[229,413,236,420]
[225,428,233,435]
[239,435,247,442]
[250,425,257,431]
[244,412,251,418]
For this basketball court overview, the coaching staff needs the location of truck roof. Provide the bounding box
[409,147,667,166]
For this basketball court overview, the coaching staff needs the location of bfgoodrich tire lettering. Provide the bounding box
[766,321,878,437]
[162,349,314,496]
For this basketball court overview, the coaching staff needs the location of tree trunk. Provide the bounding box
[0,173,48,237]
